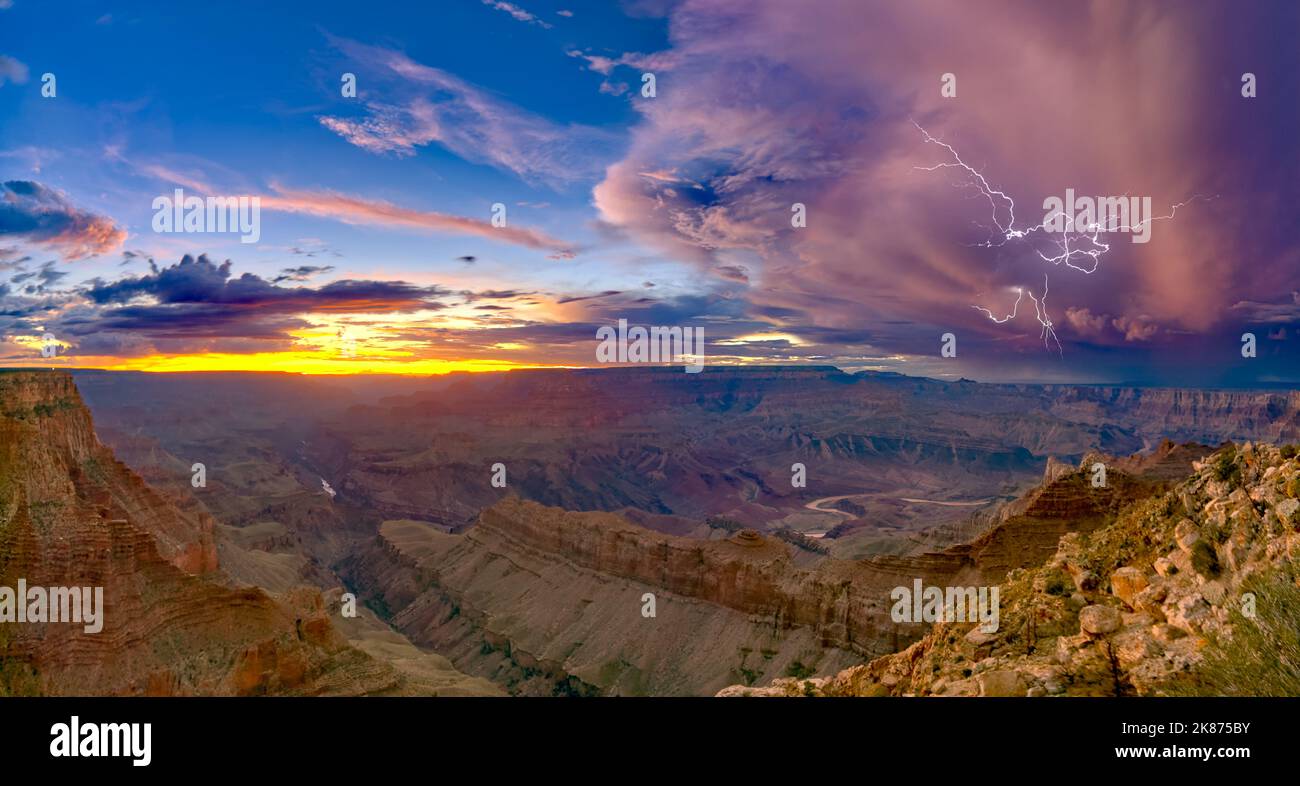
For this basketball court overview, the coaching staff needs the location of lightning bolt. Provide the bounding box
[970,275,1061,356]
[913,121,1213,352]
[1032,195,1210,275]
[1024,274,1061,355]
[971,286,1023,324]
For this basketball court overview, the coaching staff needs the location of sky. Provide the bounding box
[1,0,1297,385]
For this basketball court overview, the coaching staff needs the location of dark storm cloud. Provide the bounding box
[592,0,1300,384]
[0,180,126,258]
[86,254,446,312]
[21,254,455,347]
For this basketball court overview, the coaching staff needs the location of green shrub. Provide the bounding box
[1214,449,1242,486]
[1044,570,1070,596]
[1190,540,1222,578]
[1170,568,1300,696]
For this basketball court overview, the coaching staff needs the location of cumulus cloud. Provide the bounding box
[1064,307,1110,338]
[1112,315,1159,342]
[86,253,445,313]
[0,180,126,258]
[0,253,463,356]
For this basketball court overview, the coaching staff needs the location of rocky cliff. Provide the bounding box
[0,370,493,696]
[339,442,1200,696]
[720,441,1300,696]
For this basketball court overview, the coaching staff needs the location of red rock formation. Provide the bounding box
[340,445,1202,695]
[0,370,420,696]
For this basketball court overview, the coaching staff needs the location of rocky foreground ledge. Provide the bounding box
[719,442,1300,697]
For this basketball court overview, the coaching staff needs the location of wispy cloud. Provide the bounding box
[480,0,552,29]
[0,54,29,86]
[567,49,678,96]
[566,49,678,77]
[137,162,214,193]
[261,184,578,258]
[317,36,615,186]
[274,265,335,283]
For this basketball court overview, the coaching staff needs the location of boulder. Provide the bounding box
[1174,519,1200,552]
[1079,604,1122,636]
[1114,629,1162,667]
[977,669,1028,697]
[1276,498,1299,528]
[1110,567,1149,608]
[1132,582,1169,617]
[1166,594,1211,634]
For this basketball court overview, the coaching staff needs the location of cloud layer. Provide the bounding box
[591,0,1300,381]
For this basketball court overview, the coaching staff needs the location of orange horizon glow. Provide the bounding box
[1,352,568,376]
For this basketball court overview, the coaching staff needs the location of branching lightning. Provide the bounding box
[913,121,1212,353]
[970,275,1061,356]
[1024,274,1061,355]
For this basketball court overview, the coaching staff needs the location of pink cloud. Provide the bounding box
[261,185,577,258]
[1112,315,1160,342]
[0,180,125,259]
[589,0,1296,366]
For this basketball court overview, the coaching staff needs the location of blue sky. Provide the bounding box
[1,0,1297,385]
[0,1,669,294]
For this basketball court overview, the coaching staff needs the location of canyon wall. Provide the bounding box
[0,370,492,696]
[341,445,1189,695]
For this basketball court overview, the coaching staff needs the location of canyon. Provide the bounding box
[0,370,497,696]
[722,441,1300,697]
[2,366,1292,695]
